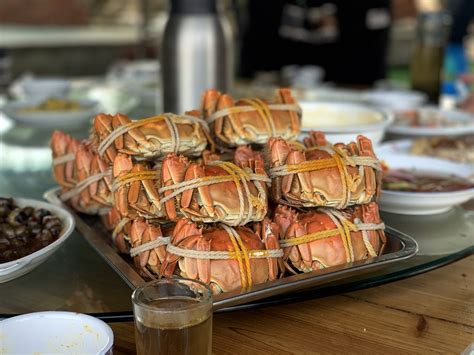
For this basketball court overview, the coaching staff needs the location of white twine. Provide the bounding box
[157,172,270,207]
[206,103,302,124]
[53,153,75,166]
[130,237,171,257]
[268,156,381,178]
[166,244,283,260]
[97,114,209,157]
[60,169,112,202]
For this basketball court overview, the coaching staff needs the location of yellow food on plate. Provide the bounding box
[21,98,83,112]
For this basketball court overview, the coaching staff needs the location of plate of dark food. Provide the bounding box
[0,197,75,282]
[378,154,474,215]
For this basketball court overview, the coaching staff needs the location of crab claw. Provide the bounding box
[303,131,328,148]
[161,154,190,220]
[201,89,221,119]
[273,205,298,237]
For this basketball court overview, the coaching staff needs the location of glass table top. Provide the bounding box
[0,111,472,321]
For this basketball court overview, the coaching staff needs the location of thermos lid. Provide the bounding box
[170,0,217,14]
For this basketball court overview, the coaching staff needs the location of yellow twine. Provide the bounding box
[113,171,159,191]
[225,226,248,289]
[279,228,341,247]
[233,231,253,288]
[241,98,275,137]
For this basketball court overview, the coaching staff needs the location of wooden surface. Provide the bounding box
[110,256,474,354]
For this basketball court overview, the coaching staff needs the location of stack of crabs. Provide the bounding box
[51,88,386,294]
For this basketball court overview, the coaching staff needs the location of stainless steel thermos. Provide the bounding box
[161,0,233,114]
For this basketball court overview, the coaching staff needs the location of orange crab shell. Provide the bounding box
[274,202,386,273]
[91,112,210,164]
[161,218,282,294]
[161,153,268,226]
[112,153,164,220]
[202,88,301,146]
[268,132,380,208]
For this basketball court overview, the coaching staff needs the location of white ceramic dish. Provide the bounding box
[0,198,75,283]
[378,154,474,215]
[298,101,393,145]
[296,87,365,103]
[363,89,427,110]
[0,311,113,354]
[2,98,98,130]
[387,107,474,137]
[375,139,412,156]
[10,76,71,101]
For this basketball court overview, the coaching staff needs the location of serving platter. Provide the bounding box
[44,188,418,310]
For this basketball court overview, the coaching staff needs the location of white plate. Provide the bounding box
[0,198,75,283]
[375,139,413,156]
[298,101,393,145]
[2,98,99,130]
[363,89,427,110]
[378,154,474,215]
[10,76,71,101]
[0,311,113,354]
[387,107,474,137]
[296,87,365,102]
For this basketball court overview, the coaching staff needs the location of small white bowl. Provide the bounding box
[0,198,75,283]
[2,98,98,130]
[378,154,474,215]
[21,78,71,100]
[0,311,113,354]
[298,101,393,145]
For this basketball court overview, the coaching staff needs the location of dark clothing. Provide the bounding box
[240,0,391,85]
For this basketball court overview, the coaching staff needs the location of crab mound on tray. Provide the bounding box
[50,88,386,294]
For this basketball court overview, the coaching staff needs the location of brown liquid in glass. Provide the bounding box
[135,298,212,355]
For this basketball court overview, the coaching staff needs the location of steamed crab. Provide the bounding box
[161,151,269,226]
[161,218,282,294]
[91,112,210,164]
[202,88,301,146]
[51,130,81,208]
[51,131,112,214]
[129,218,169,276]
[273,202,386,273]
[268,131,381,209]
[112,153,164,220]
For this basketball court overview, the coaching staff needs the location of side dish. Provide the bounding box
[394,109,467,128]
[383,169,474,193]
[0,198,63,263]
[21,98,83,112]
[410,136,474,163]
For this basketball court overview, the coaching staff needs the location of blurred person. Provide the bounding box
[240,0,392,85]
[443,0,474,101]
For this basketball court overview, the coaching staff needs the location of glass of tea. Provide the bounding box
[132,278,213,355]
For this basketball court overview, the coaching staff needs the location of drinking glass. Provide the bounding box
[132,278,213,355]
